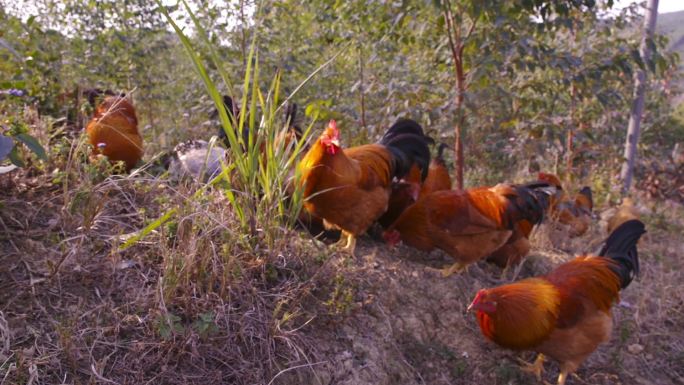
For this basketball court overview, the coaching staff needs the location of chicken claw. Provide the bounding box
[557,371,568,385]
[518,354,545,382]
[334,232,357,257]
[441,261,466,277]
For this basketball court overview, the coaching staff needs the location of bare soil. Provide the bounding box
[1,170,683,385]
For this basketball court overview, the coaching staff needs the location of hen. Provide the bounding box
[85,96,143,171]
[383,181,555,276]
[298,118,432,255]
[468,219,646,385]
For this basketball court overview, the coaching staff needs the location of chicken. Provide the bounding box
[537,172,565,206]
[537,172,593,236]
[606,197,639,234]
[85,96,143,171]
[377,164,423,229]
[485,219,535,268]
[378,142,449,229]
[215,95,245,148]
[298,118,432,255]
[279,102,304,149]
[555,186,593,236]
[420,142,452,197]
[468,219,646,385]
[383,181,556,276]
[167,139,227,182]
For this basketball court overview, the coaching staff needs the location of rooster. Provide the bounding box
[215,95,244,148]
[555,186,593,236]
[485,219,536,268]
[537,172,593,236]
[383,182,556,276]
[606,197,639,235]
[377,164,423,229]
[298,118,432,255]
[468,219,646,385]
[85,96,143,171]
[378,142,451,229]
[420,142,452,197]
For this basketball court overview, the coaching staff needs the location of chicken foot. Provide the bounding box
[518,354,545,382]
[334,231,357,257]
[557,370,568,385]
[441,261,467,277]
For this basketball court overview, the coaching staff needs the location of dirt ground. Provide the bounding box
[1,171,683,385]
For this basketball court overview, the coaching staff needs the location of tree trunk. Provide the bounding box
[442,1,472,191]
[620,0,659,195]
[358,46,368,133]
[566,83,576,185]
[454,59,465,190]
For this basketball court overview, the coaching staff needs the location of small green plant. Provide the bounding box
[0,117,47,173]
[324,273,355,316]
[192,312,219,340]
[154,312,184,340]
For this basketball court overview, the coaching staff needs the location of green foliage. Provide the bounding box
[192,311,219,339]
[0,99,48,170]
[154,312,184,340]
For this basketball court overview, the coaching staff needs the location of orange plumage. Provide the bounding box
[377,164,423,229]
[606,197,639,234]
[298,119,432,255]
[486,173,566,267]
[383,182,555,276]
[536,172,594,236]
[420,143,452,197]
[85,96,143,171]
[554,186,593,236]
[469,219,646,385]
[485,219,535,268]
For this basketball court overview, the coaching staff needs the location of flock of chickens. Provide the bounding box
[83,91,646,385]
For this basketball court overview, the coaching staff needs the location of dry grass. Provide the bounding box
[0,164,334,385]
[1,135,684,385]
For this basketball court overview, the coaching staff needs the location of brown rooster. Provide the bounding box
[606,197,639,235]
[537,172,594,236]
[555,186,593,236]
[420,142,452,197]
[85,96,143,171]
[469,218,645,385]
[377,164,423,229]
[383,182,556,276]
[298,119,432,255]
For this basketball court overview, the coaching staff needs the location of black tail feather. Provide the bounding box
[598,219,646,289]
[284,102,302,138]
[579,186,593,208]
[436,142,449,164]
[214,95,246,147]
[504,181,557,227]
[379,119,434,180]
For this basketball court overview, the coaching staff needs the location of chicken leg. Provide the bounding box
[335,231,357,257]
[519,354,545,382]
[557,370,567,385]
[441,261,467,277]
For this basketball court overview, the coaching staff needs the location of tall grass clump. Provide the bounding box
[128,1,339,315]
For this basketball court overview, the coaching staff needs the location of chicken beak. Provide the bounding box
[331,138,340,147]
[466,302,476,313]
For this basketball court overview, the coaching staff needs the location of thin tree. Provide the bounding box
[620,0,659,194]
[442,0,477,190]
